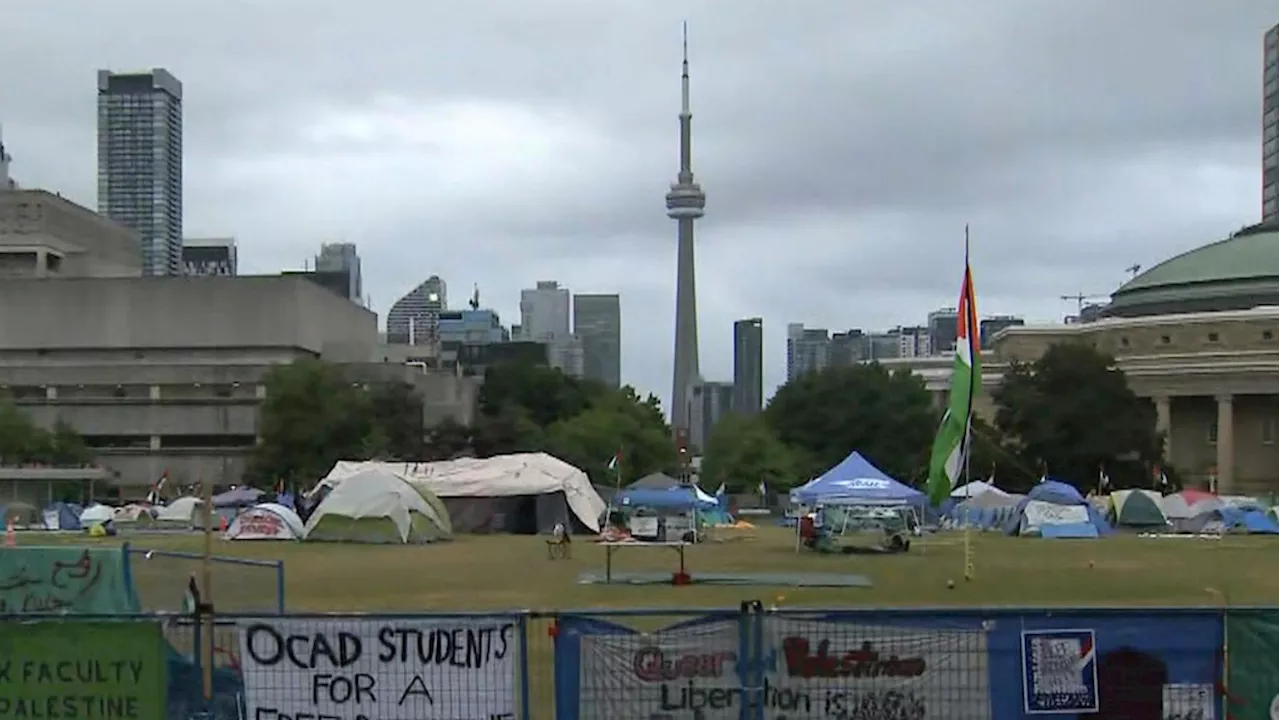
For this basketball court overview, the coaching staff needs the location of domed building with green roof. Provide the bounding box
[1103,222,1278,319]
[854,222,1275,493]
[986,222,1278,496]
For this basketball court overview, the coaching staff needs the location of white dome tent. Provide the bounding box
[305,468,452,544]
[225,503,304,541]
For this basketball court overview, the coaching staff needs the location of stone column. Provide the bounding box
[1153,396,1172,462]
[1215,394,1234,494]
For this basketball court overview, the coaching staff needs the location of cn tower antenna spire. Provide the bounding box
[666,22,705,446]
[681,22,690,116]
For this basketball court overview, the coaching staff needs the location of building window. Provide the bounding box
[1265,419,1277,446]
[1207,332,1219,343]
[1207,421,1218,445]
[1264,330,1274,341]
[1119,336,1130,348]
[1160,335,1171,345]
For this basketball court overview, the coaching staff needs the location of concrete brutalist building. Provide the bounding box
[0,275,478,497]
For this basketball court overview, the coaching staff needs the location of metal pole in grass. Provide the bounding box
[201,476,215,704]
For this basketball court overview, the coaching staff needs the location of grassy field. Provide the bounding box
[33,526,1278,611]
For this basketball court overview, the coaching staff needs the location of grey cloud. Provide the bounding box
[2,0,1273,406]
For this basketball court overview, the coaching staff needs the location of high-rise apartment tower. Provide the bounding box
[97,69,183,276]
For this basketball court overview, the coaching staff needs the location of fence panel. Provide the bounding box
[547,605,1233,720]
[125,544,285,613]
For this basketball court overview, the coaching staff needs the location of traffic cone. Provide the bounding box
[5,518,15,548]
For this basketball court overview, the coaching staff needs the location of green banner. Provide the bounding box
[1227,609,1279,720]
[0,546,138,614]
[0,620,166,718]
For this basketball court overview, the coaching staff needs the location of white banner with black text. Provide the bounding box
[578,616,991,719]
[237,616,517,720]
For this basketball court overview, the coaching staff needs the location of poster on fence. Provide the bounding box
[238,617,518,720]
[0,620,167,718]
[1020,629,1099,715]
[577,617,991,719]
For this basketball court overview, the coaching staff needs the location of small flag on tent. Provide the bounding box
[606,451,621,471]
[275,478,286,495]
[986,463,997,487]
[758,480,767,497]
[715,483,726,496]
[1098,464,1111,493]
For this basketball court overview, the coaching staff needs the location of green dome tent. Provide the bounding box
[304,468,452,543]
[1110,489,1169,528]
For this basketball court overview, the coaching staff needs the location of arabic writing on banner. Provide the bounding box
[0,620,167,719]
[0,547,137,614]
[1226,610,1278,720]
[578,617,991,719]
[238,617,518,720]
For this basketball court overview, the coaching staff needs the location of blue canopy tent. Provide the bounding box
[790,452,926,507]
[617,486,717,510]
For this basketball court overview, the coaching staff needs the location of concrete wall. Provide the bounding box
[0,190,141,277]
[0,274,378,352]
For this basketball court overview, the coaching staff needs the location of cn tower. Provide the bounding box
[666,23,705,442]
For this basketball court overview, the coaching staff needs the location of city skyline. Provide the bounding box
[1,2,1274,407]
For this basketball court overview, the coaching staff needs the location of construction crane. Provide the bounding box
[1060,293,1109,314]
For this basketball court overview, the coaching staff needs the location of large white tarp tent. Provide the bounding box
[319,453,606,534]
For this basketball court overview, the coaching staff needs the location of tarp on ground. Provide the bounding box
[41,502,82,530]
[948,493,1023,530]
[320,453,606,533]
[789,451,925,506]
[1220,507,1279,534]
[225,503,304,540]
[154,496,203,525]
[1109,489,1169,528]
[304,468,452,544]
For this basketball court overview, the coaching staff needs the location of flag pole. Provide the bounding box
[961,225,976,583]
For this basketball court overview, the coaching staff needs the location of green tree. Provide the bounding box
[0,399,91,467]
[992,342,1162,492]
[478,362,603,428]
[366,382,425,460]
[764,363,937,484]
[48,419,92,466]
[249,359,379,487]
[700,413,797,493]
[545,386,676,486]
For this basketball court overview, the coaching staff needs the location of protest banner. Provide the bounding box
[577,616,990,719]
[0,620,166,719]
[238,616,517,720]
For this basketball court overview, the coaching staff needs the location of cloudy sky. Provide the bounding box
[3,1,1275,409]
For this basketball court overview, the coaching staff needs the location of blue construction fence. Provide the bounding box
[0,606,1274,719]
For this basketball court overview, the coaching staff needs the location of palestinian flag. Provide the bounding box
[927,231,982,505]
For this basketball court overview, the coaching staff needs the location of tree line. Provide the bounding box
[0,340,1168,498]
[250,342,1165,496]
